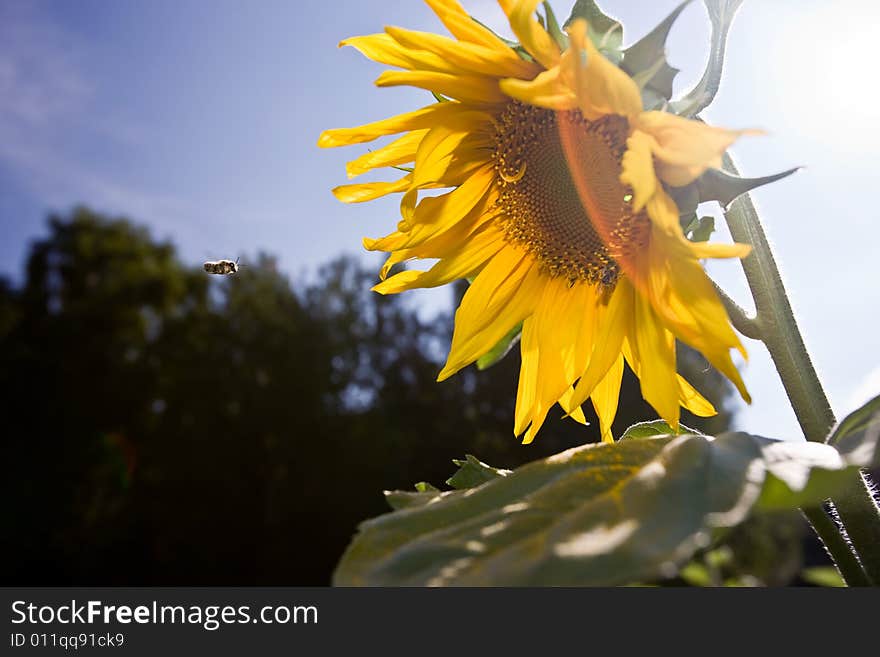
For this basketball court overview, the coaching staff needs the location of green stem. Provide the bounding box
[722,153,880,586]
[711,280,762,340]
[802,507,871,587]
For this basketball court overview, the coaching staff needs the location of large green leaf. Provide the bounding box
[564,0,623,59]
[622,1,694,101]
[334,430,880,586]
[446,454,512,490]
[619,419,699,440]
[826,393,880,446]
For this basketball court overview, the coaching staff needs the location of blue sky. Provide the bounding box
[1,0,878,441]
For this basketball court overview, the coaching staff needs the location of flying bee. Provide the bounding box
[203,258,239,275]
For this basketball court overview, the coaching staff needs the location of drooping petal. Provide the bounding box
[522,278,584,444]
[499,66,579,110]
[591,355,625,443]
[514,316,539,436]
[619,130,657,212]
[564,19,643,120]
[639,224,751,403]
[677,375,717,418]
[570,278,634,408]
[635,111,760,187]
[626,296,681,430]
[559,386,588,426]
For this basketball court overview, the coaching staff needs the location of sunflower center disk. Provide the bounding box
[492,101,650,286]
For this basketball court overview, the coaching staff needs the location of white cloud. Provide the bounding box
[0,2,192,234]
[0,2,90,127]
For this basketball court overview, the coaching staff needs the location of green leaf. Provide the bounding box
[755,430,880,510]
[678,562,713,586]
[689,216,715,242]
[447,454,512,490]
[564,0,623,59]
[671,0,745,116]
[384,487,446,511]
[669,184,701,217]
[542,2,568,50]
[802,566,846,588]
[476,322,522,370]
[620,419,700,440]
[334,429,880,586]
[826,393,880,446]
[695,167,801,208]
[670,166,799,215]
[622,1,694,101]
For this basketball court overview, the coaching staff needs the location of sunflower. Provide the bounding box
[319,0,754,443]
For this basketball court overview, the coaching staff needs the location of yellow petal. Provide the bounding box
[345,129,426,178]
[639,226,751,403]
[644,185,687,234]
[374,202,500,280]
[440,251,542,380]
[376,70,506,105]
[372,225,505,294]
[499,66,578,110]
[340,33,450,72]
[625,295,680,430]
[620,130,658,212]
[635,111,760,187]
[688,240,752,260]
[559,386,588,426]
[366,178,499,256]
[522,278,583,443]
[400,117,492,219]
[318,102,477,148]
[591,355,624,443]
[564,19,643,120]
[498,0,561,70]
[514,316,539,436]
[570,278,633,408]
[332,175,411,203]
[425,0,515,52]
[385,26,538,79]
[677,375,716,418]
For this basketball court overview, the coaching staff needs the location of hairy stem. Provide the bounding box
[802,507,871,587]
[722,153,880,585]
[711,280,762,340]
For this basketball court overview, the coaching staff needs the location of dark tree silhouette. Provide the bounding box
[1,207,741,584]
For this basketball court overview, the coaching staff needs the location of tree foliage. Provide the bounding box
[1,207,739,584]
